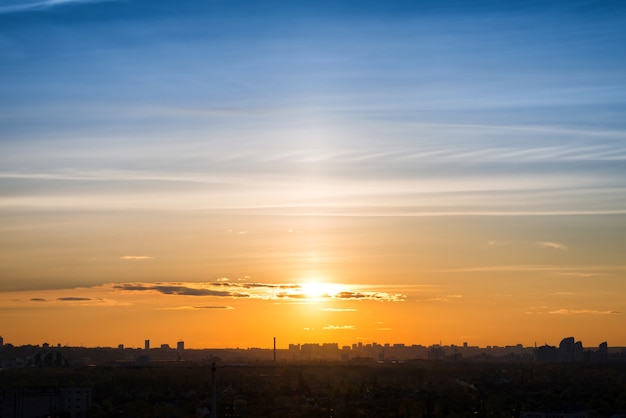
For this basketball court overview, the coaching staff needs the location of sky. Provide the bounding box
[1,0,626,349]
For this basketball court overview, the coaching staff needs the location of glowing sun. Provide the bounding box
[299,281,344,300]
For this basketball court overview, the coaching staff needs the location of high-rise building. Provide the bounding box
[144,339,150,351]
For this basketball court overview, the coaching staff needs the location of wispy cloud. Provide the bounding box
[323,325,355,330]
[422,294,463,303]
[57,297,91,301]
[549,309,620,315]
[557,272,595,278]
[120,256,154,260]
[0,0,119,14]
[437,265,626,274]
[536,241,567,250]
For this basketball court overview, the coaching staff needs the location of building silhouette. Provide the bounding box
[177,340,184,360]
[27,349,69,367]
[0,387,91,418]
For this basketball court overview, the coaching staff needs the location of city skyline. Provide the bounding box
[0,333,619,351]
[1,0,626,348]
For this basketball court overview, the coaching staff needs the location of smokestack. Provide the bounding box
[210,362,217,418]
[274,337,276,362]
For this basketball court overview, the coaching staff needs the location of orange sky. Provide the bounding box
[2,214,625,348]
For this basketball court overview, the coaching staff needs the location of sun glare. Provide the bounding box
[299,281,344,300]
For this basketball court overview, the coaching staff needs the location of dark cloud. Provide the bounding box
[152,285,232,297]
[30,298,47,302]
[276,292,307,299]
[111,281,405,302]
[337,291,367,299]
[57,297,92,301]
[114,283,249,298]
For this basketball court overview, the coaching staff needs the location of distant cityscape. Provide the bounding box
[2,335,625,368]
[2,334,626,418]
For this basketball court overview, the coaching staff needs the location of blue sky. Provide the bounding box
[2,0,625,214]
[1,0,626,346]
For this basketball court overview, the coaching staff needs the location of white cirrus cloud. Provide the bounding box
[536,241,567,250]
[0,0,120,14]
[120,256,154,260]
[323,325,355,330]
[548,309,620,315]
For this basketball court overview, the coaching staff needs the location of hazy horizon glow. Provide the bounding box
[1,0,625,349]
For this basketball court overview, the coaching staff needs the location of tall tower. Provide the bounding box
[144,339,150,351]
[273,337,276,362]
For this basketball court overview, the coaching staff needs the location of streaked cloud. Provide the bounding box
[562,272,598,279]
[323,325,355,330]
[57,297,91,301]
[120,256,154,260]
[536,241,567,250]
[437,265,626,274]
[0,0,119,14]
[549,309,620,315]
[418,294,463,303]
